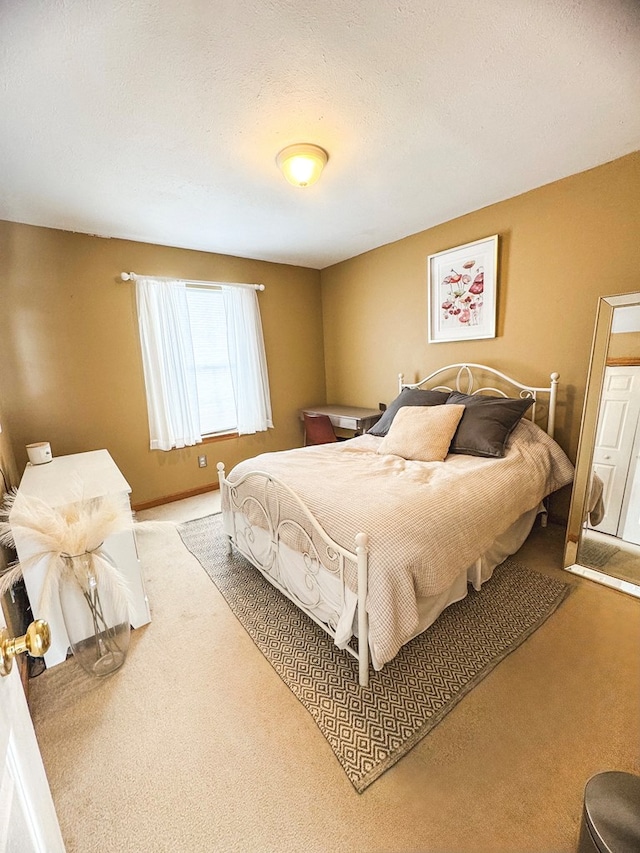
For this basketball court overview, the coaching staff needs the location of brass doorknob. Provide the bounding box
[0,619,51,677]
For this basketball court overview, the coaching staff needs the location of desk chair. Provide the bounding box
[303,412,338,445]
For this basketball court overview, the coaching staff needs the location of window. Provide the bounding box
[135,277,272,451]
[185,287,236,436]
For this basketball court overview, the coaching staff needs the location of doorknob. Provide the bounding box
[0,619,51,677]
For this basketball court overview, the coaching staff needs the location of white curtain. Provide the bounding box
[135,278,202,450]
[222,285,273,435]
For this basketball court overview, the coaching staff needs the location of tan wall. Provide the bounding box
[0,222,324,506]
[608,330,640,361]
[320,151,640,519]
[2,152,639,517]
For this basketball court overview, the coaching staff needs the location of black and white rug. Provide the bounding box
[178,513,570,792]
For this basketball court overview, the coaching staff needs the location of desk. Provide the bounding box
[301,405,382,435]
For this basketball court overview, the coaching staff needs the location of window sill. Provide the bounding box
[201,431,239,444]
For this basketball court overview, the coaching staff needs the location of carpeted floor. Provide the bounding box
[579,534,640,587]
[179,513,571,792]
[27,504,640,853]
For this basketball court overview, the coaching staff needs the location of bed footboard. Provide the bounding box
[216,462,370,686]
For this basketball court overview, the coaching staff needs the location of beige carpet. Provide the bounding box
[603,549,640,586]
[179,514,571,792]
[28,513,640,853]
[579,533,640,586]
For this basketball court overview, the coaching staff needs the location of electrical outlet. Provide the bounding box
[198,455,207,468]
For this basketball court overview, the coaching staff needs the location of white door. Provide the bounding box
[621,424,640,545]
[590,366,640,535]
[0,609,65,852]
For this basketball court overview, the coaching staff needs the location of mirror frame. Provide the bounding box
[564,291,640,597]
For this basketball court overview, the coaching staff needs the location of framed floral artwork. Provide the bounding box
[427,235,498,343]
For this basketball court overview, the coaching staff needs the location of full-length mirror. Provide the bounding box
[565,292,640,598]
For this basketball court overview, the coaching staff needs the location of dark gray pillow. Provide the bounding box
[446,392,534,458]
[368,387,451,437]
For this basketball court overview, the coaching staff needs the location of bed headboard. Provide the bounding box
[399,363,559,439]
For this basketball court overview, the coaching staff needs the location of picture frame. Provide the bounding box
[427,235,498,343]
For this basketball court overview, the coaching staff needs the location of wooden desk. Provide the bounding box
[301,405,382,435]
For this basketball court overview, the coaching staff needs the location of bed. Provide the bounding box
[217,363,574,686]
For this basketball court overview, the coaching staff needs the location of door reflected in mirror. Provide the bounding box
[565,293,640,599]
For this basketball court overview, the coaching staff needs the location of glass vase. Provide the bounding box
[58,552,130,677]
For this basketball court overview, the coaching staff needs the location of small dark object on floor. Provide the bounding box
[578,770,640,853]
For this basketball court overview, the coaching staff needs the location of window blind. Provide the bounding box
[185,287,237,435]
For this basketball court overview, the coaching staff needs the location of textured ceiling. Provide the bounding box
[1,0,639,269]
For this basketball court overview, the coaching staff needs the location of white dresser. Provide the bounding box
[12,449,151,668]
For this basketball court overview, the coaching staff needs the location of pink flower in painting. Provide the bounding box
[469,269,484,295]
[439,260,485,327]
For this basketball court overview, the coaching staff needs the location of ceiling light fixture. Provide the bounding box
[276,143,328,188]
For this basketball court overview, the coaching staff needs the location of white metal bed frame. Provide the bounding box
[217,363,560,688]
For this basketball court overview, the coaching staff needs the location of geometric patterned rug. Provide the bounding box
[578,536,620,568]
[178,513,571,793]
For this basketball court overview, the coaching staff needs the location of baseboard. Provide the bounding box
[132,482,219,512]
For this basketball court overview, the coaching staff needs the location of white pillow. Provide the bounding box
[377,404,465,462]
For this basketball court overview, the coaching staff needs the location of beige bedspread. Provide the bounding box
[225,418,574,668]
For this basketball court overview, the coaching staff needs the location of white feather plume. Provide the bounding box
[0,488,137,620]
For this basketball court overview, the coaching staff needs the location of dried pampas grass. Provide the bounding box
[0,487,136,619]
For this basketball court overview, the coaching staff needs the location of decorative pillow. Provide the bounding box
[367,387,451,437]
[377,404,465,462]
[446,392,534,458]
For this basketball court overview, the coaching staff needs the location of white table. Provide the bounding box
[300,405,382,435]
[12,450,151,668]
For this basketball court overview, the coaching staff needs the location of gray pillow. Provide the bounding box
[446,392,534,458]
[367,387,451,437]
